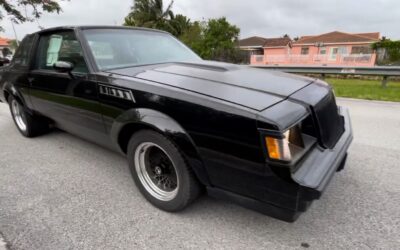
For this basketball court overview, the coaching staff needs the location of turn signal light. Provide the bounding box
[265,125,305,162]
[265,137,281,160]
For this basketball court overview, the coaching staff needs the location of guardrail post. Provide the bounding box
[381,76,388,88]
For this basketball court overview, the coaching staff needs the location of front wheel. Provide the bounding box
[127,130,201,212]
[8,95,49,137]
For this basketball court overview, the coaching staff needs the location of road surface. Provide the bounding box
[0,98,399,249]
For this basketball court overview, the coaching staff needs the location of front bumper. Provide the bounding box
[207,106,353,222]
[292,106,353,200]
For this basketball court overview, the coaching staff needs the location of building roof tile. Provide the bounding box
[0,37,12,46]
[238,36,268,47]
[238,36,291,48]
[263,37,291,47]
[294,31,380,45]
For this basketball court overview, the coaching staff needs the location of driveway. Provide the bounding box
[0,98,399,249]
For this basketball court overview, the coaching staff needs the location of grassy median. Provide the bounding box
[326,78,400,102]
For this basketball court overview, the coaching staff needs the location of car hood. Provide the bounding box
[106,61,315,111]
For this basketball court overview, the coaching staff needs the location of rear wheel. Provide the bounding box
[127,130,201,211]
[8,95,49,137]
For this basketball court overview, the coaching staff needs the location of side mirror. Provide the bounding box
[53,61,74,73]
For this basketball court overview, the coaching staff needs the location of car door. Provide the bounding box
[29,30,109,146]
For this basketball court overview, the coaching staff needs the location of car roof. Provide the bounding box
[31,25,169,35]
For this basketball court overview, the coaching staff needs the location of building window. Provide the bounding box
[329,47,348,60]
[301,47,309,55]
[319,47,327,54]
[351,46,373,54]
[255,55,264,62]
[338,46,348,54]
[330,47,339,60]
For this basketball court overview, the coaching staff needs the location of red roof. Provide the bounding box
[238,36,291,48]
[0,37,12,46]
[355,32,380,40]
[263,37,291,47]
[295,31,380,45]
[238,36,269,47]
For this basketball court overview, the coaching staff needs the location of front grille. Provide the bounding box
[312,92,344,148]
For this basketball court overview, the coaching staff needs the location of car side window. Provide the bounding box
[34,31,89,74]
[12,35,34,69]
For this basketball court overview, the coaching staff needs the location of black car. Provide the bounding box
[0,26,352,222]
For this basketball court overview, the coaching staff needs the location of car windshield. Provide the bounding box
[83,29,201,70]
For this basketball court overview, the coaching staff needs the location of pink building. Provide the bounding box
[237,36,291,64]
[242,31,380,66]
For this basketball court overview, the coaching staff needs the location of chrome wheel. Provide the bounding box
[134,142,179,201]
[11,99,27,132]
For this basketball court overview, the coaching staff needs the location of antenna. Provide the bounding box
[36,19,44,30]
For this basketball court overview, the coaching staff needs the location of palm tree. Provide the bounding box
[124,0,174,30]
[169,14,191,37]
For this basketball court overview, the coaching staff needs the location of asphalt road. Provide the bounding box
[0,98,399,250]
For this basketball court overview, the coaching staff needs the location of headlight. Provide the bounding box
[265,125,306,162]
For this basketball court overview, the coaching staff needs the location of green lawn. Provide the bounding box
[326,78,400,102]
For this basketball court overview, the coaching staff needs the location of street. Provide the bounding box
[0,98,399,249]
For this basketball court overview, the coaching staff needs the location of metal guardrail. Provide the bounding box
[253,54,375,65]
[251,65,400,87]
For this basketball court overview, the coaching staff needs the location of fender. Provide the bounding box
[110,108,211,186]
[0,67,7,102]
[2,82,28,108]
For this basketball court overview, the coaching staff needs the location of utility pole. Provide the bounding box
[10,19,19,46]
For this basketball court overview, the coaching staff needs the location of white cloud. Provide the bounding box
[1,0,399,41]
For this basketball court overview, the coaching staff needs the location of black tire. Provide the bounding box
[127,130,201,212]
[8,95,49,137]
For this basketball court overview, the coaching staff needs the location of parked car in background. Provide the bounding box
[0,26,353,222]
[0,57,10,67]
[5,54,13,61]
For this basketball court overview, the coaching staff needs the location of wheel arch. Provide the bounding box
[112,108,211,186]
[3,89,10,103]
[3,84,27,107]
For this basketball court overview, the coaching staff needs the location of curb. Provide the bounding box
[336,97,400,105]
